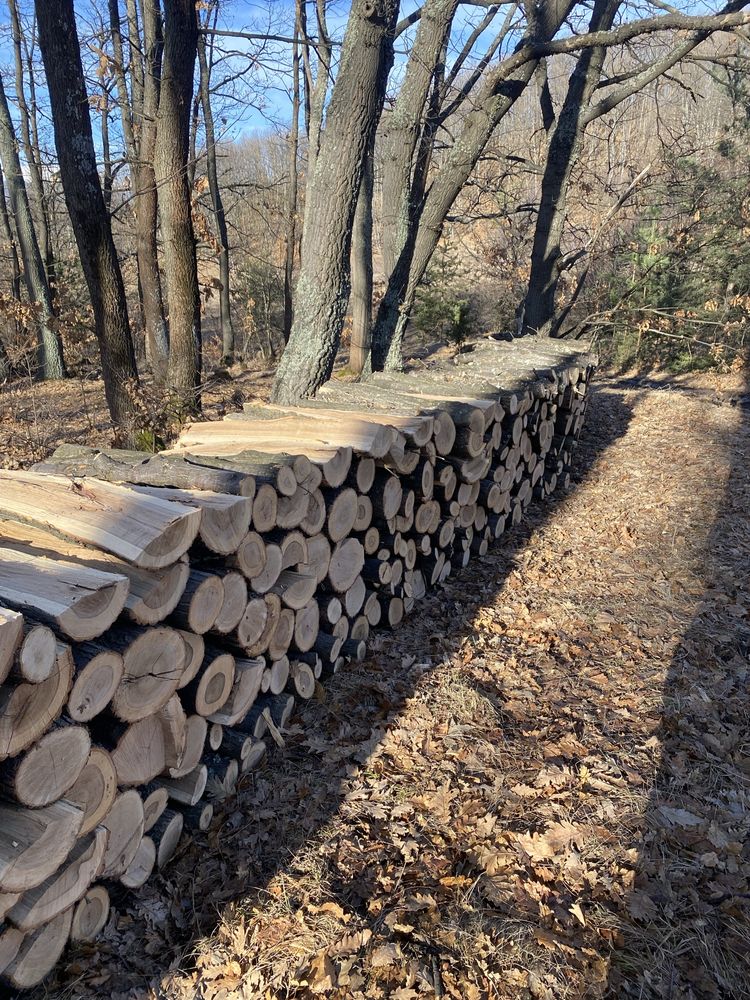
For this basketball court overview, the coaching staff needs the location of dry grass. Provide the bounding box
[23,367,750,1000]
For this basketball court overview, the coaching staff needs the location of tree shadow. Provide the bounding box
[607,373,750,998]
[24,378,638,1000]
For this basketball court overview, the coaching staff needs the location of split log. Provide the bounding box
[273,530,308,570]
[0,470,201,568]
[304,533,331,585]
[249,543,282,594]
[327,538,365,593]
[0,799,83,894]
[70,885,110,942]
[240,738,267,772]
[324,487,359,542]
[120,835,156,888]
[150,808,184,868]
[316,594,342,627]
[6,828,107,932]
[276,487,310,530]
[0,549,128,642]
[270,570,317,610]
[99,789,145,879]
[300,488,326,535]
[206,656,264,727]
[63,747,117,837]
[236,597,269,651]
[211,570,248,634]
[175,630,205,689]
[37,444,256,496]
[233,530,266,579]
[176,800,213,830]
[290,660,316,699]
[182,651,235,717]
[353,494,373,532]
[125,485,251,554]
[293,601,320,653]
[268,608,295,660]
[0,609,23,684]
[0,723,90,807]
[107,625,186,722]
[170,570,224,634]
[157,764,208,806]
[243,594,281,658]
[1,906,73,990]
[142,786,169,832]
[158,695,188,771]
[168,715,207,779]
[68,644,124,722]
[252,483,279,533]
[95,714,166,787]
[0,925,22,977]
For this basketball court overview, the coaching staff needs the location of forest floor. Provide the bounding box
[21,366,750,1000]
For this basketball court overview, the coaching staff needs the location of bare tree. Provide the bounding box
[35,0,140,439]
[108,0,169,376]
[197,2,234,363]
[349,143,374,375]
[154,0,201,411]
[282,2,302,344]
[0,71,66,379]
[271,0,399,404]
[7,0,56,295]
[522,0,748,336]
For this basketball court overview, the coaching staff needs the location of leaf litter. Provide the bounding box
[29,370,750,1000]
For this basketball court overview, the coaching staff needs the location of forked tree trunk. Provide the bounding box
[155,0,201,412]
[370,1,576,370]
[197,15,234,363]
[271,0,399,404]
[349,146,374,376]
[35,0,140,438]
[109,0,169,376]
[0,74,65,380]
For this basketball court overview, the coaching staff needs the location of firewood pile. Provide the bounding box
[0,338,594,989]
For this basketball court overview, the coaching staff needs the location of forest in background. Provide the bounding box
[0,0,748,445]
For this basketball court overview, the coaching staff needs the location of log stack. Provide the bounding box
[0,337,594,989]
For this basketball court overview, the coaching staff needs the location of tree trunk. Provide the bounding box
[0,74,65,380]
[370,1,576,370]
[349,146,374,376]
[109,0,169,376]
[35,0,140,438]
[155,0,201,413]
[271,0,399,404]
[522,0,619,336]
[282,5,302,344]
[8,0,56,297]
[197,13,234,363]
[0,162,21,375]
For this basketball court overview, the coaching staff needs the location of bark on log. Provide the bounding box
[0,723,90,807]
[0,470,201,568]
[0,549,128,642]
[0,799,83,894]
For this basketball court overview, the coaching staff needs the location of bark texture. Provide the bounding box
[35,0,140,434]
[155,0,201,411]
[349,146,374,376]
[197,16,234,362]
[271,0,399,404]
[0,72,65,380]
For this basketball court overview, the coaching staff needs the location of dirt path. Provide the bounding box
[36,374,750,1000]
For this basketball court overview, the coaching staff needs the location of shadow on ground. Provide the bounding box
[26,378,638,1000]
[607,373,750,999]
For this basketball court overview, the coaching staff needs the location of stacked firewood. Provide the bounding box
[0,339,594,988]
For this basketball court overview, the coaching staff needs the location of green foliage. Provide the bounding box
[412,240,479,349]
